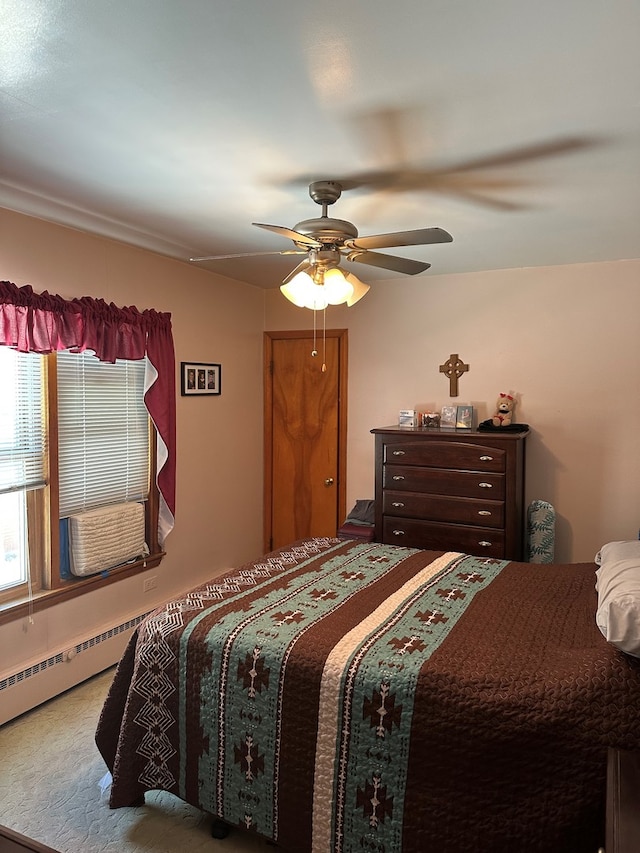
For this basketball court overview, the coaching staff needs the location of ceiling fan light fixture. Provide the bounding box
[280,264,366,309]
[280,270,330,310]
[344,272,370,306]
[303,283,330,311]
[280,271,311,307]
[323,267,354,305]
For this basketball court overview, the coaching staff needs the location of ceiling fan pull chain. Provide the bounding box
[312,307,318,358]
[322,308,327,373]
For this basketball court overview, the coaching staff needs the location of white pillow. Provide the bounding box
[594,540,640,657]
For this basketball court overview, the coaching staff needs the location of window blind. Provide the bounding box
[0,347,46,495]
[57,350,150,518]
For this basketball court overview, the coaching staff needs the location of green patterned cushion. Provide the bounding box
[526,500,556,563]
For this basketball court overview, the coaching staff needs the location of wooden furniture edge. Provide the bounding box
[0,824,61,853]
[606,748,640,853]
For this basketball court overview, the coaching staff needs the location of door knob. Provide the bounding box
[324,478,334,486]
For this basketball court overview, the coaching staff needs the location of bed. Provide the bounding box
[95,537,640,852]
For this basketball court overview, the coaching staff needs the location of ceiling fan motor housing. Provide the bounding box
[292,216,359,247]
[293,179,359,247]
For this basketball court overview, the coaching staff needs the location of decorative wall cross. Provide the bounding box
[439,353,469,397]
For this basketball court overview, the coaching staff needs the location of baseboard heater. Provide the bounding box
[68,502,149,577]
[0,614,151,724]
[0,615,148,694]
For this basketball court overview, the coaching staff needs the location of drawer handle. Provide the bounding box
[478,540,492,548]
[392,529,406,536]
[391,501,405,507]
[392,475,405,481]
[478,510,492,516]
[392,450,406,456]
[479,455,493,461]
[478,482,493,488]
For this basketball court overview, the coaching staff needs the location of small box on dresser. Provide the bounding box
[371,425,529,560]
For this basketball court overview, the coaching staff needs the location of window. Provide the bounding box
[0,278,176,617]
[0,347,45,602]
[0,491,30,594]
[56,350,149,516]
[0,347,162,612]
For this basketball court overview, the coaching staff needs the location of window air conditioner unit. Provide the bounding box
[68,502,149,577]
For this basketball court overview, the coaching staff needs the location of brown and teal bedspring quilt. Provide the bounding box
[95,538,640,852]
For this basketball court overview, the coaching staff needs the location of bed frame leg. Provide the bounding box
[211,818,230,839]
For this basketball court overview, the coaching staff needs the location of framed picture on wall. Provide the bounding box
[180,362,221,396]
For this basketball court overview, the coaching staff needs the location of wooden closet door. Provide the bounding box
[264,330,347,551]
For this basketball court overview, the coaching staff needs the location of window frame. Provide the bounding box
[0,352,164,624]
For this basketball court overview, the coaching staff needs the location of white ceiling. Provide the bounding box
[2,0,639,289]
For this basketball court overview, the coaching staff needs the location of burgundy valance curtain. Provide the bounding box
[0,281,176,544]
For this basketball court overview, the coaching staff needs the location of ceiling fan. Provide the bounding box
[190,179,452,308]
[285,106,597,213]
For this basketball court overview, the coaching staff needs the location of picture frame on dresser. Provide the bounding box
[440,405,457,428]
[456,405,474,429]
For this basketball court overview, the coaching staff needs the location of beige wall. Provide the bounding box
[0,208,265,717]
[265,259,640,563]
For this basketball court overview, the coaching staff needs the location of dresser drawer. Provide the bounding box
[384,465,506,500]
[383,490,504,528]
[382,516,505,558]
[384,440,506,472]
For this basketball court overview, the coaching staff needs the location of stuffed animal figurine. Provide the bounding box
[492,393,516,427]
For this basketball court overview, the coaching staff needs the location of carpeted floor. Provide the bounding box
[0,669,273,853]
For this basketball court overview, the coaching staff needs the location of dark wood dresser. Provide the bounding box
[371,426,529,560]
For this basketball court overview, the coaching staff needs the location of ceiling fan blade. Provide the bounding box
[285,133,596,212]
[253,222,322,248]
[345,227,452,251]
[427,185,527,211]
[429,136,596,175]
[341,138,595,186]
[190,249,305,262]
[346,250,430,275]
